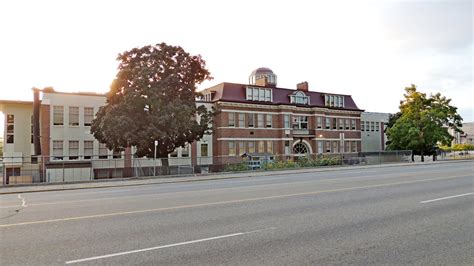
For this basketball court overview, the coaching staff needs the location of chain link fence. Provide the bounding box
[1,150,414,185]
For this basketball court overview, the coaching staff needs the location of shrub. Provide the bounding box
[224,162,249,172]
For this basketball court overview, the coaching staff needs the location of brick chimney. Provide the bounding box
[255,76,269,87]
[297,81,309,92]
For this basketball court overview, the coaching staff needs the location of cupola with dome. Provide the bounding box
[249,67,277,87]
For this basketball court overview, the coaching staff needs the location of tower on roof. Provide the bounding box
[249,67,277,87]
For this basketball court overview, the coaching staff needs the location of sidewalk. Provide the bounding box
[0,160,470,195]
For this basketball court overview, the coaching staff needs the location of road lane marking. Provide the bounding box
[0,173,471,228]
[18,194,27,208]
[0,168,463,208]
[420,192,474,203]
[65,227,275,264]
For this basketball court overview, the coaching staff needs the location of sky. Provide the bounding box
[0,0,472,123]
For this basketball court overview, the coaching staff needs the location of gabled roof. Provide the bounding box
[202,82,362,111]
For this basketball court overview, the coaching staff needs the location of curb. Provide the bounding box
[1,159,471,195]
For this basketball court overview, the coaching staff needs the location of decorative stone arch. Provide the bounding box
[292,139,313,155]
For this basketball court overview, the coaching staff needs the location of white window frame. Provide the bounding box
[53,106,64,126]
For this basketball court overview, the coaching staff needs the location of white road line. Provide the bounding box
[420,192,474,204]
[17,194,27,208]
[65,227,275,264]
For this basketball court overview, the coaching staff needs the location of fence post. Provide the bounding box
[62,160,65,183]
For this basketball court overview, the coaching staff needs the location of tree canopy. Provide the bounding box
[91,43,213,159]
[386,84,463,161]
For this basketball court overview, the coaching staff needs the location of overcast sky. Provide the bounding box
[0,0,472,122]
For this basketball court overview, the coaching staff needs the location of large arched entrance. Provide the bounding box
[292,140,312,157]
[293,142,309,155]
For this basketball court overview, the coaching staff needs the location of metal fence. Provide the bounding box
[1,150,415,185]
[438,150,474,161]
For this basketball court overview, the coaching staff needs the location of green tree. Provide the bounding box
[386,84,463,162]
[91,43,213,165]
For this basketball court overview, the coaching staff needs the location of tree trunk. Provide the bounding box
[421,151,424,162]
[161,157,169,175]
[411,152,415,162]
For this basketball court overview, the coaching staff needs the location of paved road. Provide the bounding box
[1,161,473,265]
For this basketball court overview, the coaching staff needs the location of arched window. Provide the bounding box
[290,91,310,105]
[293,142,309,154]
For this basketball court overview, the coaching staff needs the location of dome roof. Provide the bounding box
[250,67,274,76]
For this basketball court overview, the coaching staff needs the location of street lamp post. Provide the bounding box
[154,140,158,176]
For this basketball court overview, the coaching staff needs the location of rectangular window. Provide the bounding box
[325,117,331,129]
[228,113,235,127]
[258,88,265,101]
[6,114,14,143]
[339,118,344,130]
[345,119,350,130]
[200,143,208,157]
[376,122,380,132]
[284,141,290,154]
[325,141,331,153]
[113,150,122,159]
[351,119,356,130]
[332,141,339,153]
[257,114,264,128]
[247,113,254,128]
[53,106,64,125]
[170,149,178,157]
[248,141,255,154]
[317,140,323,154]
[253,88,259,101]
[330,95,334,106]
[266,141,273,154]
[53,140,63,160]
[266,114,272,128]
[258,141,265,153]
[239,141,245,155]
[284,114,290,128]
[181,144,189,157]
[352,141,357,152]
[345,141,351,152]
[361,121,365,131]
[246,87,253,100]
[371,121,375,131]
[228,141,235,156]
[84,141,93,159]
[332,118,337,130]
[84,107,94,126]
[264,89,271,101]
[325,95,330,106]
[317,117,322,129]
[238,113,245,128]
[7,124,14,134]
[69,106,79,126]
[292,116,308,129]
[69,140,79,160]
[99,143,108,159]
[7,114,14,124]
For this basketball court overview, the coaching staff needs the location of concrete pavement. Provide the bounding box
[0,160,470,195]
[0,161,473,265]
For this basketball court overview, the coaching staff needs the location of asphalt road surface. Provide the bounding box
[1,161,473,265]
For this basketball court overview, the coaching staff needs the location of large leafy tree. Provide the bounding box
[91,43,213,163]
[386,84,463,161]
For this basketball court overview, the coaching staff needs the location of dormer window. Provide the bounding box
[325,94,344,107]
[246,86,272,102]
[290,91,310,105]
